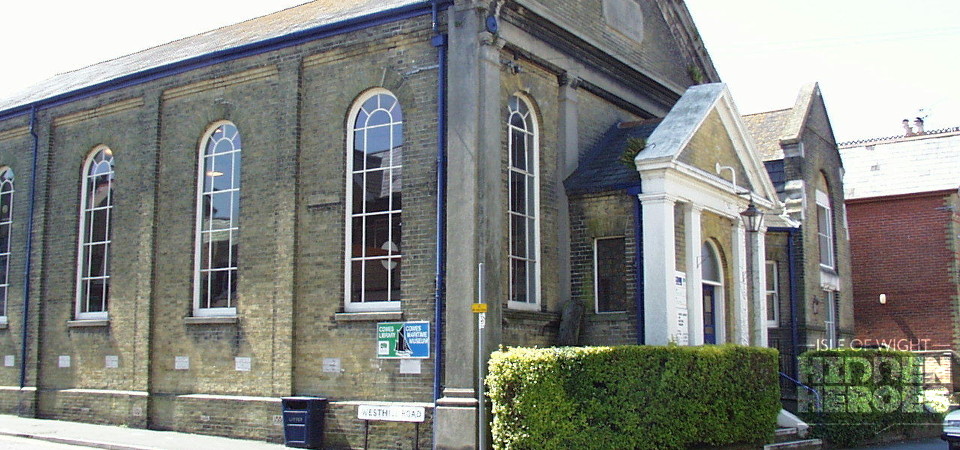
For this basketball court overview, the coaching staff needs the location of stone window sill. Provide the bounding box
[184,316,239,325]
[67,319,110,328]
[335,311,403,322]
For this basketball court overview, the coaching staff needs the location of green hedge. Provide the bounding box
[797,349,942,447]
[486,345,780,450]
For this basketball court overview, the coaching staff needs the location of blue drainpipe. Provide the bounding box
[19,106,39,391]
[769,226,800,378]
[430,0,448,404]
[627,186,644,345]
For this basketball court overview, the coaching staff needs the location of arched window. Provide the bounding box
[816,177,835,269]
[194,122,241,316]
[701,241,724,344]
[0,168,12,323]
[508,94,540,308]
[76,148,113,319]
[345,90,403,312]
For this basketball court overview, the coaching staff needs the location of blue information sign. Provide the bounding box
[377,321,430,359]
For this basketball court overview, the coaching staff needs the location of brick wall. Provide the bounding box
[0,0,704,444]
[568,192,638,346]
[0,13,446,441]
[848,191,957,350]
[513,0,692,88]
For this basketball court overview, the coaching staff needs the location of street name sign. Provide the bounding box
[357,404,426,422]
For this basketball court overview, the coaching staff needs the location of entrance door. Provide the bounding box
[703,284,716,344]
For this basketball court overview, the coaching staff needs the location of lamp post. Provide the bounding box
[740,201,764,346]
[740,201,764,233]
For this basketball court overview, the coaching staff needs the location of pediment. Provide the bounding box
[635,83,779,206]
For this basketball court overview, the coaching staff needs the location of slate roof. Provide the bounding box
[741,109,791,162]
[564,119,661,195]
[763,159,786,194]
[0,0,424,113]
[839,129,960,200]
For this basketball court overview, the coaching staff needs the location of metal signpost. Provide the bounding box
[475,263,486,450]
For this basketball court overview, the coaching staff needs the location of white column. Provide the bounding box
[731,222,749,345]
[750,227,769,347]
[640,193,678,345]
[684,204,704,346]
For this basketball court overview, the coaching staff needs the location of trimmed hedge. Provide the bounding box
[798,349,942,447]
[486,345,780,449]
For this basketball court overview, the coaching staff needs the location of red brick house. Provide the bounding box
[841,124,960,389]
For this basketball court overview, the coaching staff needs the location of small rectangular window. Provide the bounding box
[824,290,838,348]
[594,237,627,313]
[765,261,778,327]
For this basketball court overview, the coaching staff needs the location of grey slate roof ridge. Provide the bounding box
[564,119,662,195]
[838,126,960,148]
[742,107,791,118]
[0,0,431,117]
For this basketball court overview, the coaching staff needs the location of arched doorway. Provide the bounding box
[701,241,724,344]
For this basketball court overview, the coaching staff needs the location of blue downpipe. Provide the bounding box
[430,0,449,406]
[769,226,801,379]
[627,186,644,345]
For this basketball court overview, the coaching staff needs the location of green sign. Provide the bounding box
[377,321,430,359]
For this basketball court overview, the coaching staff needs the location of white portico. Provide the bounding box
[634,84,780,347]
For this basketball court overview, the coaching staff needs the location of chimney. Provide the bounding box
[914,117,925,134]
[902,119,914,136]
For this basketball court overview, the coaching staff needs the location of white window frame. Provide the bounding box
[0,168,12,325]
[593,236,627,313]
[193,121,241,318]
[816,189,835,270]
[765,261,779,328]
[75,147,113,320]
[507,94,541,311]
[824,290,838,348]
[344,88,403,313]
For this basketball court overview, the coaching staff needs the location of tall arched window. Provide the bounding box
[701,241,724,344]
[816,183,835,269]
[0,168,12,323]
[345,89,403,312]
[76,148,113,320]
[508,95,540,308]
[194,122,241,316]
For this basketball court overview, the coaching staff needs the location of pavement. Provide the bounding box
[0,414,289,450]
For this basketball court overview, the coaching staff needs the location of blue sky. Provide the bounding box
[686,0,960,142]
[2,1,957,142]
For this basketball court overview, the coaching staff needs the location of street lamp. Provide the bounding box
[740,201,764,233]
[740,200,764,346]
